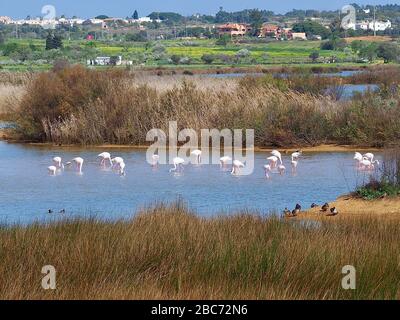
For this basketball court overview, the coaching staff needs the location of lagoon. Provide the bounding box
[0,141,377,224]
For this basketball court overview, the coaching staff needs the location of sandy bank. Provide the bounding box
[0,134,382,154]
[298,196,400,221]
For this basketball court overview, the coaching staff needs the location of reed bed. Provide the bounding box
[0,203,398,300]
[7,65,400,147]
[0,84,26,119]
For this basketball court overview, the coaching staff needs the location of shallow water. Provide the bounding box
[0,141,378,225]
[204,70,362,79]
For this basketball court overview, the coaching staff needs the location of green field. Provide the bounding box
[0,38,358,71]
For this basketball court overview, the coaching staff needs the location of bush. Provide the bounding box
[201,54,215,64]
[320,38,347,51]
[356,149,400,200]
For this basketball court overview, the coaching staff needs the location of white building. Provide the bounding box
[87,56,122,66]
[355,20,391,31]
[0,16,12,24]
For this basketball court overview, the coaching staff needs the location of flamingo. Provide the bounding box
[264,164,272,178]
[291,159,298,172]
[220,156,232,168]
[98,152,113,166]
[52,157,64,169]
[267,156,279,169]
[111,157,124,169]
[360,157,373,171]
[278,164,286,175]
[231,160,244,175]
[354,152,363,167]
[48,166,57,175]
[291,151,302,161]
[151,154,160,167]
[363,153,375,162]
[271,150,283,164]
[67,157,84,174]
[170,157,185,173]
[191,149,202,164]
[118,161,126,176]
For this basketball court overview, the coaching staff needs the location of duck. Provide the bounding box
[327,207,339,216]
[311,203,318,208]
[295,204,302,211]
[48,209,53,214]
[282,208,292,217]
[321,203,330,212]
[291,209,300,217]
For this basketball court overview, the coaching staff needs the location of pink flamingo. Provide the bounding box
[170,157,185,173]
[220,156,232,168]
[264,164,272,179]
[48,166,57,175]
[52,156,64,169]
[267,156,279,169]
[278,164,286,175]
[66,157,84,174]
[98,152,113,166]
[231,160,244,175]
[191,150,202,164]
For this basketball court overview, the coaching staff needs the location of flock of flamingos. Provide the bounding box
[47,150,379,177]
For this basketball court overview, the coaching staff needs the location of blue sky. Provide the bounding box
[0,0,396,18]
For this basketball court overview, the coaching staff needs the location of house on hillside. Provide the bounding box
[0,16,12,24]
[87,56,122,66]
[259,24,294,40]
[217,23,248,37]
[291,32,307,40]
[354,20,391,31]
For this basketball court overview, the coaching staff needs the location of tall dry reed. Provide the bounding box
[10,66,400,147]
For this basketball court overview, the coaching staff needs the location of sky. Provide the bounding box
[0,0,397,18]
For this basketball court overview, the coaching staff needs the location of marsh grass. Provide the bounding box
[6,65,400,147]
[0,202,398,300]
[0,84,25,120]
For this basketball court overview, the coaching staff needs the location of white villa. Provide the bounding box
[354,20,392,31]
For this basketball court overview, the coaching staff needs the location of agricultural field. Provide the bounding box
[0,37,357,71]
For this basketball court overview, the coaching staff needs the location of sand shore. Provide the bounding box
[298,195,400,221]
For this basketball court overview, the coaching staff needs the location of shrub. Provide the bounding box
[356,149,400,200]
[201,54,215,64]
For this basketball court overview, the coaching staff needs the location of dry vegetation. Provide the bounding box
[0,84,25,120]
[3,65,400,147]
[0,202,398,300]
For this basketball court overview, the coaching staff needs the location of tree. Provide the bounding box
[95,15,109,20]
[0,32,4,45]
[201,54,215,64]
[292,21,332,39]
[377,42,400,63]
[46,33,63,50]
[132,10,139,20]
[216,34,230,46]
[249,9,263,36]
[236,49,251,63]
[359,43,378,62]
[320,38,347,51]
[170,54,181,65]
[309,51,320,62]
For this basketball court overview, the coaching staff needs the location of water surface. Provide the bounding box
[0,142,376,225]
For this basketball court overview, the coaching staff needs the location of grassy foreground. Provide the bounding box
[0,203,398,300]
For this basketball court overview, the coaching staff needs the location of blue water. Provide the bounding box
[0,142,376,225]
[325,84,380,100]
[204,70,362,79]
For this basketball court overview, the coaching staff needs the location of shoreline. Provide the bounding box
[298,195,400,221]
[0,135,381,153]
